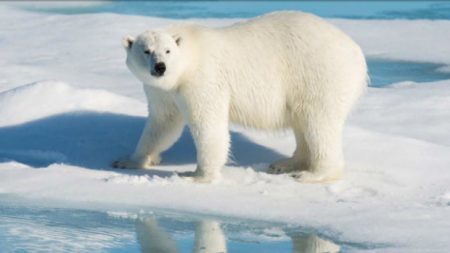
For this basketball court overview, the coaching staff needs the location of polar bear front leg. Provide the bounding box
[112,110,184,169]
[179,92,230,183]
[184,114,230,183]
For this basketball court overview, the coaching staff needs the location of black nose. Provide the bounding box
[154,62,166,75]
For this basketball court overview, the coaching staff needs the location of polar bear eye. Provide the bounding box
[144,49,151,55]
[166,50,170,54]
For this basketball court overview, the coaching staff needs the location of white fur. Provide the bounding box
[114,11,368,183]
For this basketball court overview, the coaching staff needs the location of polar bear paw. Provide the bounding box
[268,158,305,174]
[290,170,342,183]
[112,155,160,169]
[177,169,220,183]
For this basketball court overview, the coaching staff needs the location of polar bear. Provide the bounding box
[113,11,367,183]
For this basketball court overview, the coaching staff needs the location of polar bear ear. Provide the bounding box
[173,35,182,46]
[122,35,135,50]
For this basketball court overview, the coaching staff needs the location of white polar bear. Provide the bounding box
[113,11,367,183]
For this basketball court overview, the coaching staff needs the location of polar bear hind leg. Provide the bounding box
[291,113,345,183]
[268,127,310,174]
[269,110,345,183]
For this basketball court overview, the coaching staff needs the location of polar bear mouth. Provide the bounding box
[150,71,163,77]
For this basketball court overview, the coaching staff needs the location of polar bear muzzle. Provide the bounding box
[151,62,166,77]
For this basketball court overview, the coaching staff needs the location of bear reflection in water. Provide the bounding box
[135,218,340,253]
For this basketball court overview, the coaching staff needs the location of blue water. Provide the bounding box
[368,59,450,87]
[23,1,450,20]
[0,197,376,253]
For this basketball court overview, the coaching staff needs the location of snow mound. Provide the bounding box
[350,81,450,146]
[0,81,148,169]
[0,81,146,127]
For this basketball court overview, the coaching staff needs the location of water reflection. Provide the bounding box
[193,220,227,253]
[0,199,344,253]
[292,235,340,253]
[136,219,226,253]
[135,217,340,253]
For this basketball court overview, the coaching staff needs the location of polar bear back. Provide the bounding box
[168,12,367,129]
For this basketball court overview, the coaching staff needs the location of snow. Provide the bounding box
[0,3,449,252]
[0,81,145,127]
[334,19,450,65]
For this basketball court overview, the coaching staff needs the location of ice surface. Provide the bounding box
[0,3,449,252]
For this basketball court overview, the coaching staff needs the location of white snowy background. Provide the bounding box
[0,2,450,252]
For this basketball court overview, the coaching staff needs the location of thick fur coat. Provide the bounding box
[114,11,368,183]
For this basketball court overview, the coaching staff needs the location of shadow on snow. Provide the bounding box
[0,111,285,174]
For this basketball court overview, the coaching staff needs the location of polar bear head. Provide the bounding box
[123,31,184,91]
